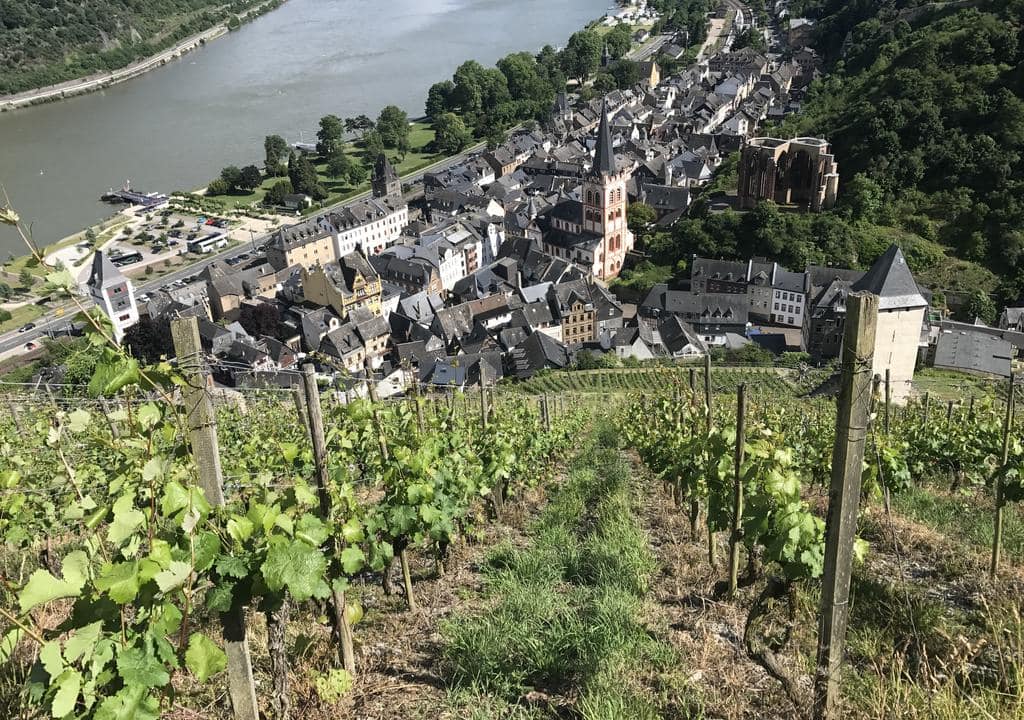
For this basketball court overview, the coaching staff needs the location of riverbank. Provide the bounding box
[0,0,289,112]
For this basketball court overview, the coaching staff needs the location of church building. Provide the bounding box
[538,101,634,281]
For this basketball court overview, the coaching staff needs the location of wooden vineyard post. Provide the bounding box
[300,364,356,673]
[882,369,892,515]
[728,383,747,597]
[922,391,930,423]
[5,395,23,434]
[704,353,717,567]
[946,400,954,423]
[813,292,878,720]
[170,317,259,720]
[990,373,1016,581]
[543,394,551,432]
[292,384,308,432]
[689,367,696,401]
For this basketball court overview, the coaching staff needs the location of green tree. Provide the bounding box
[961,290,997,325]
[561,30,602,83]
[264,179,294,206]
[239,165,263,191]
[347,163,369,186]
[18,269,32,288]
[433,112,473,155]
[316,114,345,155]
[425,80,455,119]
[593,73,617,93]
[841,173,884,223]
[206,178,229,195]
[605,23,633,58]
[610,59,641,89]
[362,130,386,160]
[264,134,289,173]
[0,282,12,300]
[288,153,326,200]
[326,149,352,180]
[628,203,657,233]
[344,114,374,136]
[220,165,242,190]
[497,52,551,105]
[376,105,409,149]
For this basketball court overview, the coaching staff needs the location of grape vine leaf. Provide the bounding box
[50,669,81,718]
[19,566,84,613]
[66,409,91,433]
[261,538,328,601]
[0,629,23,664]
[39,641,63,677]
[154,561,192,594]
[340,546,365,575]
[116,647,169,688]
[108,495,145,546]
[64,621,102,664]
[184,633,227,682]
[94,686,159,720]
[95,561,140,604]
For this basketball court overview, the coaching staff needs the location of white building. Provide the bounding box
[330,198,408,258]
[86,251,139,342]
[771,269,806,328]
[852,245,928,404]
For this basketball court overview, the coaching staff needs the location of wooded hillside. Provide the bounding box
[0,0,269,95]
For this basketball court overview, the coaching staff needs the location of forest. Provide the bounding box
[0,0,271,95]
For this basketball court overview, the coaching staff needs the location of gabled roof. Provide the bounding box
[851,245,927,310]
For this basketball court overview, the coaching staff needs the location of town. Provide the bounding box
[17,0,1021,399]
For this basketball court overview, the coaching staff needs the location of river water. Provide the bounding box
[0,0,606,257]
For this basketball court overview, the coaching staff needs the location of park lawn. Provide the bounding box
[208,122,442,214]
[0,303,46,334]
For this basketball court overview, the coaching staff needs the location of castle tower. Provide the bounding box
[87,251,138,342]
[581,101,633,280]
[371,154,400,200]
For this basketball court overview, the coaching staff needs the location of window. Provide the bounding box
[773,302,779,310]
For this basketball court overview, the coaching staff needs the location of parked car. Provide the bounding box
[24,341,37,351]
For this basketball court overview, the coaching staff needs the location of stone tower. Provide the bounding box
[371,154,401,200]
[581,101,633,280]
[87,251,138,342]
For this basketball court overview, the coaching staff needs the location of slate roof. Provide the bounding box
[851,245,927,310]
[592,100,617,176]
[88,251,126,289]
[934,329,1012,378]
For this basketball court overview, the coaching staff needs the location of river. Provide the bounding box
[0,0,607,257]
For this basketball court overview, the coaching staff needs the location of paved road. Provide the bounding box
[627,34,673,62]
[0,140,486,355]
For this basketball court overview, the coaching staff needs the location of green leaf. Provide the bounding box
[154,561,192,594]
[227,516,254,543]
[135,403,161,429]
[295,514,327,547]
[215,555,248,579]
[341,518,364,544]
[184,633,227,682]
[161,481,190,516]
[280,442,299,463]
[205,581,235,612]
[107,494,145,546]
[116,647,169,688]
[261,538,328,601]
[64,621,103,664]
[339,546,365,575]
[61,551,90,590]
[51,669,81,718]
[66,409,92,433]
[40,640,64,677]
[19,569,82,613]
[141,457,166,483]
[0,628,23,664]
[95,561,140,604]
[94,687,159,720]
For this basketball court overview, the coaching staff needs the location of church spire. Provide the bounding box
[592,100,616,177]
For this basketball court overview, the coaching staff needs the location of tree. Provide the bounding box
[289,153,326,200]
[451,60,488,114]
[0,282,11,300]
[497,52,551,105]
[425,80,455,119]
[316,114,345,155]
[345,115,374,136]
[376,105,409,149]
[605,23,633,58]
[84,227,98,247]
[561,30,602,83]
[264,134,289,173]
[239,165,263,191]
[0,309,10,323]
[841,173,884,223]
[326,149,352,180]
[264,179,293,206]
[433,112,473,155]
[731,27,767,53]
[206,178,230,196]
[628,203,657,234]
[347,163,369,186]
[593,73,617,93]
[239,302,281,338]
[122,316,174,364]
[961,290,997,325]
[220,165,243,190]
[610,59,641,89]
[362,130,386,160]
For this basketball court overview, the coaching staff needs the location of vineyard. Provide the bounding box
[2,321,1024,719]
